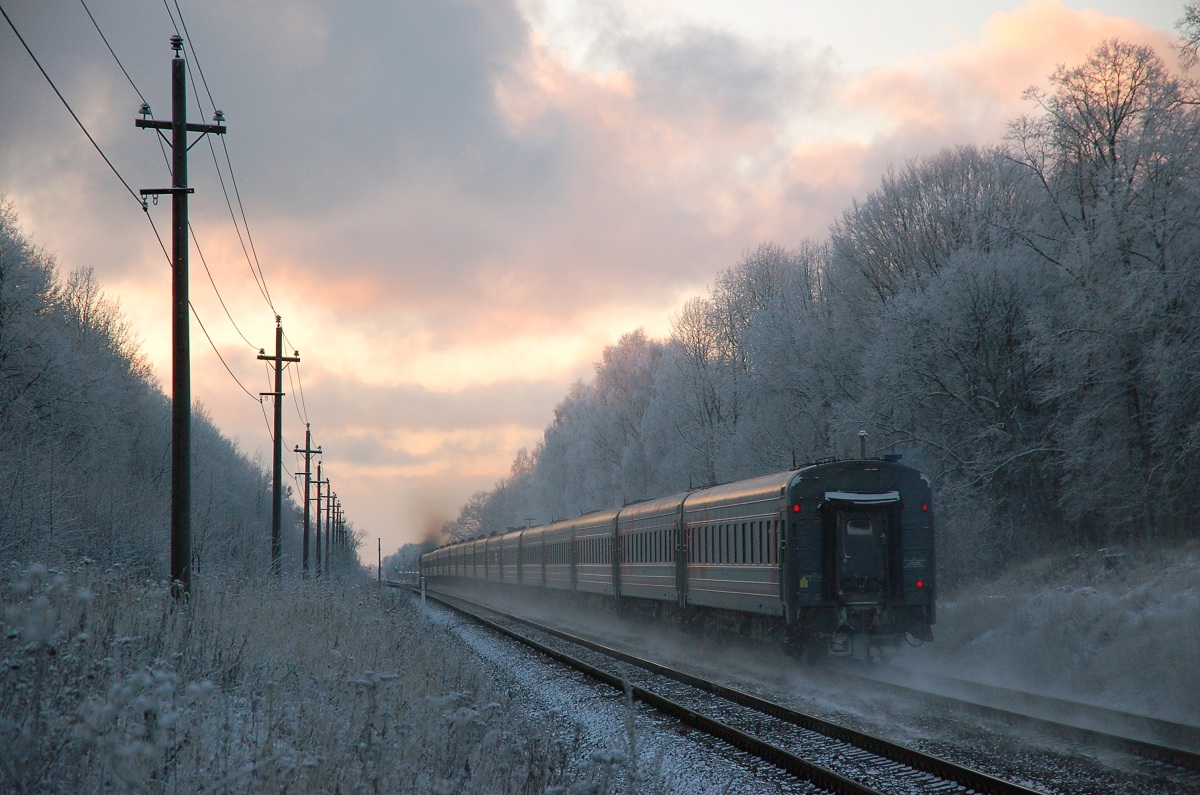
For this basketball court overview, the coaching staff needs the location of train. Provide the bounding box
[419,457,935,659]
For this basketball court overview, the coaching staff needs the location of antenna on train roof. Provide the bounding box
[859,428,868,459]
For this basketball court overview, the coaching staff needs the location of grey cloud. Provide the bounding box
[616,26,833,124]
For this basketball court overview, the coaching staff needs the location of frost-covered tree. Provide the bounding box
[830,146,1023,304]
[1008,40,1200,542]
[0,199,294,577]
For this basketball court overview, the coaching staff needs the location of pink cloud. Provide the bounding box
[843,0,1176,145]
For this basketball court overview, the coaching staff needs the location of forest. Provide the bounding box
[443,39,1200,585]
[0,199,311,578]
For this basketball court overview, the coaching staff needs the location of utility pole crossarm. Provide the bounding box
[135,117,227,135]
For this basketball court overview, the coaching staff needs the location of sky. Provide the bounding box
[0,0,1184,560]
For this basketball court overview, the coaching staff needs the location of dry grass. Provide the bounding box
[0,562,620,794]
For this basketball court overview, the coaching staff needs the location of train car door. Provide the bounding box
[835,508,888,595]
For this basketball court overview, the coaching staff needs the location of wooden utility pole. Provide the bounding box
[330,492,338,569]
[336,500,345,559]
[324,482,334,575]
[294,424,321,576]
[314,463,328,578]
[258,317,299,577]
[137,34,226,599]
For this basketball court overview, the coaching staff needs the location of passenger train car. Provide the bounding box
[420,458,935,658]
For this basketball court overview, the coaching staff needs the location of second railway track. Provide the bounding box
[399,583,1050,795]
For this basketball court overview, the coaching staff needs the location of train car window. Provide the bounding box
[846,518,873,535]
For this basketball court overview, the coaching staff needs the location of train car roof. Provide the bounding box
[568,507,620,533]
[616,491,689,523]
[682,469,797,514]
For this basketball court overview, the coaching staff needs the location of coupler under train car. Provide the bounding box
[789,603,933,662]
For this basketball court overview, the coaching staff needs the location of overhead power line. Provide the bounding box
[0,2,141,206]
[79,0,148,106]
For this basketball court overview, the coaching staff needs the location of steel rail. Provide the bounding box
[433,587,1046,795]
[400,583,1049,795]
[411,585,885,795]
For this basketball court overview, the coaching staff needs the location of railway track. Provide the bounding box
[844,664,1200,772]
[395,582,1048,795]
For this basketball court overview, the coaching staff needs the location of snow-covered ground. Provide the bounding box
[901,540,1200,725]
[4,540,1194,793]
[414,591,818,794]
[423,539,1200,792]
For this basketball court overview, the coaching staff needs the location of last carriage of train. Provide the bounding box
[420,456,935,661]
